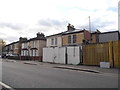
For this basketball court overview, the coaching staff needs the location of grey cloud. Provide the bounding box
[37,19,68,33]
[38,20,52,27]
[95,22,115,28]
[8,36,19,42]
[77,19,116,31]
[0,22,27,30]
[38,19,68,27]
[92,18,116,30]
[4,36,19,44]
[77,25,89,30]
[29,28,49,33]
[0,35,19,44]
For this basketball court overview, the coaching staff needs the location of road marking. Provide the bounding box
[0,81,15,90]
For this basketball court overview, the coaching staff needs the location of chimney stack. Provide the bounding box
[37,32,45,38]
[67,23,75,31]
[19,37,27,42]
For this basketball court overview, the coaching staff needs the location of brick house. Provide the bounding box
[21,32,46,61]
[46,24,91,47]
[62,24,91,46]
[90,30,101,43]
[2,37,27,59]
[43,24,91,65]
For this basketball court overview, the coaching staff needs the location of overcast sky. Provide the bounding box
[0,0,119,44]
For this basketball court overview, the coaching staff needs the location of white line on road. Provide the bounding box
[0,81,15,90]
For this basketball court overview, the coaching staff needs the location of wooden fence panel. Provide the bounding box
[83,42,111,66]
[113,41,120,68]
[83,40,120,68]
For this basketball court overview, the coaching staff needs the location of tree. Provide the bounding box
[0,39,6,56]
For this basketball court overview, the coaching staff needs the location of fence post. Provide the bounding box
[108,41,114,68]
[113,41,120,68]
[79,45,83,64]
[118,41,120,68]
[65,47,68,64]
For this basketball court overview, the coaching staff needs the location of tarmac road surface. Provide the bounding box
[1,59,119,88]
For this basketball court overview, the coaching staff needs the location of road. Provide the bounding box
[1,59,119,88]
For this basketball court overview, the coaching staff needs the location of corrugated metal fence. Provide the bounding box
[83,40,120,68]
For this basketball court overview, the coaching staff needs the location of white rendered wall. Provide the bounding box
[46,36,62,47]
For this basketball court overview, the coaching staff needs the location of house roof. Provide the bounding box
[20,36,46,43]
[46,29,90,38]
[20,40,29,43]
[29,37,46,41]
[46,32,62,38]
[62,29,89,35]
[6,41,19,46]
[98,30,119,35]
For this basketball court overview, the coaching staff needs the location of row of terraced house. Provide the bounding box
[2,24,120,66]
[2,33,46,61]
[43,24,120,67]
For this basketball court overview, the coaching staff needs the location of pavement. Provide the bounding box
[12,61,120,74]
[1,59,119,75]
[23,61,119,74]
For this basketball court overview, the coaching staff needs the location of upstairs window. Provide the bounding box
[25,43,27,48]
[55,38,57,45]
[22,43,24,48]
[33,41,37,48]
[68,35,71,44]
[73,35,76,43]
[51,38,54,45]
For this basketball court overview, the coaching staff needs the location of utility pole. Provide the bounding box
[89,16,91,33]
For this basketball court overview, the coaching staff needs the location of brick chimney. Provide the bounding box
[37,32,45,38]
[19,37,27,42]
[67,23,75,31]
